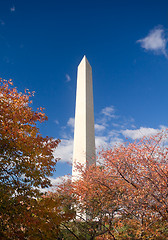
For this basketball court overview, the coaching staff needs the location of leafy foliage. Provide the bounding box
[0,78,67,239]
[56,131,168,239]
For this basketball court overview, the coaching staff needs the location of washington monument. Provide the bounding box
[72,56,96,179]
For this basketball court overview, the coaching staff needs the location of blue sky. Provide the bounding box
[1,0,168,184]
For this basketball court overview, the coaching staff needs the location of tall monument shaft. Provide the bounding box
[72,56,96,178]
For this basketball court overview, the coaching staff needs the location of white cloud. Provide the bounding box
[137,26,167,56]
[40,175,71,193]
[67,117,75,129]
[55,120,59,125]
[65,74,71,82]
[95,135,123,165]
[54,138,73,163]
[95,131,123,152]
[55,126,166,164]
[122,127,159,140]
[101,105,116,117]
[54,135,109,164]
[10,6,15,12]
[55,106,133,164]
[55,105,167,166]
[112,123,120,128]
[159,125,167,129]
[49,175,71,186]
[55,135,109,164]
[95,123,106,132]
[95,136,109,150]
[108,130,123,146]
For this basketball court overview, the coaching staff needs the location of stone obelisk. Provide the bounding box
[72,56,96,180]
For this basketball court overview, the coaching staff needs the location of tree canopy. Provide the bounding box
[55,131,168,239]
[0,78,70,239]
[2,78,168,239]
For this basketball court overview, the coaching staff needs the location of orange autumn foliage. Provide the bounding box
[0,78,66,239]
[58,131,168,239]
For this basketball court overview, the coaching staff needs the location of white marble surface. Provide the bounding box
[72,56,96,180]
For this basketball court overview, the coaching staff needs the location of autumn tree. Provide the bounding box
[0,78,68,239]
[56,131,168,239]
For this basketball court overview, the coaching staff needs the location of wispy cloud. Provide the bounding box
[55,106,123,164]
[101,105,116,118]
[95,136,109,150]
[55,120,59,125]
[97,105,119,130]
[54,105,166,166]
[67,117,75,129]
[10,6,15,12]
[137,26,167,57]
[54,132,123,165]
[49,175,71,186]
[54,138,73,164]
[95,123,106,132]
[40,175,71,192]
[121,126,161,140]
[65,74,71,82]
